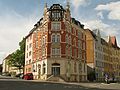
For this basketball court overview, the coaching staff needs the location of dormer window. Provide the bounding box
[52,12,61,19]
[51,11,61,21]
[49,4,65,21]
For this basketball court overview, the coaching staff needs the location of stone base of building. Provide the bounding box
[25,58,87,82]
[33,74,87,82]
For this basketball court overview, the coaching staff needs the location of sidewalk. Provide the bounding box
[76,82,120,90]
[32,80,120,90]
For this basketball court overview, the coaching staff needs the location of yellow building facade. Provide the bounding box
[85,29,120,81]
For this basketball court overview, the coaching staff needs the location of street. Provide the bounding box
[0,80,98,90]
[0,76,120,90]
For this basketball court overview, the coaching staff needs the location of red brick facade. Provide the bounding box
[24,3,87,81]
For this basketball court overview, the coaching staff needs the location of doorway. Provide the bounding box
[52,63,60,76]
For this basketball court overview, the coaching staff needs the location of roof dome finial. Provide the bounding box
[66,0,70,9]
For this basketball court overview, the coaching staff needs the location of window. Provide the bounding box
[29,59,31,64]
[56,48,60,55]
[43,63,46,74]
[52,22,60,30]
[74,62,76,73]
[36,64,37,72]
[32,65,35,72]
[26,53,28,58]
[52,48,60,56]
[52,35,55,42]
[29,43,32,48]
[52,48,56,55]
[52,12,61,21]
[52,12,61,18]
[52,34,60,42]
[42,36,46,45]
[42,47,46,56]
[29,51,31,56]
[56,35,60,42]
[27,45,28,51]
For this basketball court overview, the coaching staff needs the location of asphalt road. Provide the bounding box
[0,79,105,90]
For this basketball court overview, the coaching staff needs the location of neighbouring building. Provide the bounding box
[2,54,11,73]
[2,54,22,75]
[85,29,120,81]
[108,36,120,81]
[85,29,104,81]
[24,2,87,82]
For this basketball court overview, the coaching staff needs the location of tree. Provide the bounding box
[8,38,25,73]
[0,64,2,75]
[19,38,25,68]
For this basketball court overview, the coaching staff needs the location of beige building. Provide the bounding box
[2,54,22,76]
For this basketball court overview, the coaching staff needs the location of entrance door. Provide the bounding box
[52,63,60,76]
[52,67,60,76]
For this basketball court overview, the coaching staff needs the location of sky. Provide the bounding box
[0,0,120,64]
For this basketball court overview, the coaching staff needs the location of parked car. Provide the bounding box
[2,72,11,76]
[24,73,33,80]
[15,73,24,79]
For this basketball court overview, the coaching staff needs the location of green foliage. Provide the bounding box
[8,38,25,69]
[0,64,2,73]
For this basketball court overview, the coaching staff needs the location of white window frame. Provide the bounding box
[51,48,61,57]
[52,34,61,43]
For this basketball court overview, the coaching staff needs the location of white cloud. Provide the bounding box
[71,0,91,12]
[95,1,120,20]
[82,19,119,36]
[0,52,6,64]
[0,8,40,63]
[97,12,104,19]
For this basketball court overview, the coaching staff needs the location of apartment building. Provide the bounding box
[2,54,22,75]
[85,29,120,81]
[85,29,104,81]
[108,36,120,81]
[24,2,87,82]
